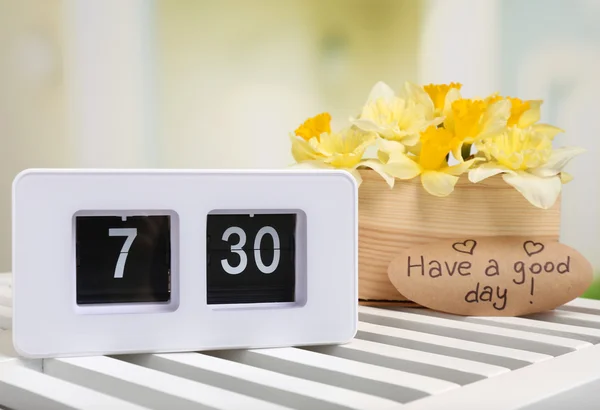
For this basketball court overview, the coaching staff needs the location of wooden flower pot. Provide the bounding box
[357,169,562,305]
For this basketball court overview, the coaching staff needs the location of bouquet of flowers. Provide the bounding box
[289,81,585,209]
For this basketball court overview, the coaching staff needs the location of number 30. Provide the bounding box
[221,226,280,275]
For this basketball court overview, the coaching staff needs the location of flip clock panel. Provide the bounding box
[11,169,357,358]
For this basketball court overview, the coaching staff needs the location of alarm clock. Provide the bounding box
[11,168,358,358]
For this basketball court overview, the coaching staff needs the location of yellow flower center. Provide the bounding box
[479,126,552,170]
[487,96,531,127]
[295,112,331,141]
[418,126,454,171]
[423,82,462,111]
[450,98,487,142]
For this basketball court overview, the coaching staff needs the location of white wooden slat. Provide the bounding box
[0,306,11,330]
[43,355,292,410]
[360,306,590,355]
[402,343,600,410]
[560,297,600,315]
[406,309,600,344]
[117,352,401,410]
[526,310,600,329]
[208,347,459,403]
[0,363,150,410]
[304,337,509,385]
[519,377,600,410]
[0,286,11,308]
[357,321,552,369]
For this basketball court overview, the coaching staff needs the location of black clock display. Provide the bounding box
[206,213,296,304]
[76,215,171,304]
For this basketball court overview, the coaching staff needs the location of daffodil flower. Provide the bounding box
[352,81,443,148]
[294,112,332,141]
[486,94,564,138]
[468,126,585,209]
[381,126,480,197]
[423,82,463,116]
[444,97,511,161]
[308,127,376,169]
[486,95,541,128]
[289,113,394,186]
[289,112,331,162]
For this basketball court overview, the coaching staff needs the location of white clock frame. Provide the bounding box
[11,168,358,358]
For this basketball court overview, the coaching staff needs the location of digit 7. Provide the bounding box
[109,228,138,279]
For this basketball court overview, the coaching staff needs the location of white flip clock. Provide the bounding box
[11,168,358,358]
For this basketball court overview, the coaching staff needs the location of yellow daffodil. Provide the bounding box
[290,113,394,186]
[469,126,585,209]
[289,112,332,163]
[485,94,540,127]
[381,125,480,197]
[352,81,443,148]
[308,127,376,168]
[485,94,565,139]
[423,82,463,116]
[287,82,582,200]
[443,96,511,161]
[294,112,331,141]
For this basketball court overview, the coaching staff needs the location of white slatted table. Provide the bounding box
[2,271,600,409]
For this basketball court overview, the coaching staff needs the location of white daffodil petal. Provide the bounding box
[290,135,319,162]
[529,146,586,177]
[443,88,462,117]
[406,141,422,156]
[365,81,395,105]
[352,118,390,136]
[308,135,324,152]
[468,162,515,182]
[384,153,422,180]
[357,159,395,188]
[444,158,480,176]
[451,143,464,164]
[502,171,562,209]
[377,150,389,164]
[482,99,511,135]
[377,138,406,156]
[518,100,542,128]
[400,82,435,117]
[401,132,421,147]
[420,171,459,197]
[477,127,507,141]
[530,123,565,139]
[560,171,573,184]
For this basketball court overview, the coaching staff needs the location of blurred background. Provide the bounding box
[0,0,599,293]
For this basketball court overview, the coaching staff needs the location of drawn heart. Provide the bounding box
[523,240,545,257]
[452,239,477,255]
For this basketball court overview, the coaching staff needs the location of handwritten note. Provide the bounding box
[387,237,593,316]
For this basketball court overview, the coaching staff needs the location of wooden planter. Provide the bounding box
[357,169,562,305]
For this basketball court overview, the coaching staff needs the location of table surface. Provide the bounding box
[3,272,600,410]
